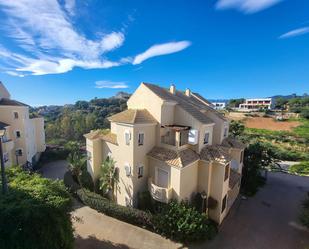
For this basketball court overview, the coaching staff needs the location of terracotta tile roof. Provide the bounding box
[200,145,232,164]
[0,98,28,107]
[229,169,241,189]
[0,121,10,130]
[148,146,200,168]
[142,83,225,124]
[221,137,246,149]
[84,130,118,145]
[101,132,118,145]
[108,109,157,124]
[84,130,102,140]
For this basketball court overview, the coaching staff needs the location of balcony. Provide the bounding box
[160,125,190,150]
[2,139,14,152]
[148,177,172,203]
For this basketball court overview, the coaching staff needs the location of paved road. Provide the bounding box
[41,162,309,249]
[193,172,309,249]
[40,160,68,180]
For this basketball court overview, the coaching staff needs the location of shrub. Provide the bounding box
[76,188,152,229]
[64,170,81,192]
[137,191,154,212]
[299,195,309,228]
[0,167,74,249]
[80,170,94,191]
[289,162,309,176]
[153,201,217,242]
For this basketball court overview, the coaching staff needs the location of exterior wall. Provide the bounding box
[197,124,214,153]
[127,84,164,123]
[178,161,199,201]
[0,106,45,166]
[86,138,103,181]
[229,148,244,174]
[132,123,157,205]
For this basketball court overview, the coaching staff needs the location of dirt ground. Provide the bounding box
[244,117,300,131]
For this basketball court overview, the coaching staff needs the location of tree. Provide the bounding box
[241,142,278,196]
[66,142,87,186]
[228,98,245,108]
[274,97,288,110]
[229,120,245,137]
[99,157,118,200]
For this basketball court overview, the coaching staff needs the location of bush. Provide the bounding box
[0,167,74,249]
[153,201,217,242]
[137,191,154,212]
[300,195,309,228]
[289,162,309,176]
[80,170,94,191]
[77,188,152,229]
[64,170,81,192]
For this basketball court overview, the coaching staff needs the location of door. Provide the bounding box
[156,168,169,188]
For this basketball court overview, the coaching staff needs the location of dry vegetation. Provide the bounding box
[244,117,300,131]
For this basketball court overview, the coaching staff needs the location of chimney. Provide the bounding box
[170,84,176,94]
[185,88,191,97]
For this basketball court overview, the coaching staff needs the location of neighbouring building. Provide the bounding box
[211,102,226,110]
[0,82,46,167]
[238,98,272,111]
[85,83,245,224]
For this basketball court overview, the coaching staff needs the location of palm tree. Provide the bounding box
[99,157,118,200]
[67,151,87,187]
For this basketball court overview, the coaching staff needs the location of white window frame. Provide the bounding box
[138,132,144,146]
[137,164,144,179]
[203,132,210,144]
[155,167,169,188]
[13,111,19,119]
[125,163,131,177]
[124,130,131,145]
[15,130,21,138]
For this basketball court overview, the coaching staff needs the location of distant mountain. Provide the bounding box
[112,91,131,100]
[270,93,308,100]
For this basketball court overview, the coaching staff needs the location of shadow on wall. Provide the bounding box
[75,235,130,249]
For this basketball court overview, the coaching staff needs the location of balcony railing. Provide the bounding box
[148,177,172,203]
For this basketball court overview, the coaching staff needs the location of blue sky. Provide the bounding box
[0,0,308,106]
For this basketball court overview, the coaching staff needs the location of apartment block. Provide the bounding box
[0,82,46,167]
[85,83,245,224]
[239,98,272,111]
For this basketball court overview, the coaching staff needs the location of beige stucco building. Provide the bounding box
[0,82,46,167]
[85,82,245,224]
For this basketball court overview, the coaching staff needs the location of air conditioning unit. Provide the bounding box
[188,129,198,145]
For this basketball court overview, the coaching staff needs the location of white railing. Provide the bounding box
[148,177,172,203]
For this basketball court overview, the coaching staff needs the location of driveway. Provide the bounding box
[40,160,68,180]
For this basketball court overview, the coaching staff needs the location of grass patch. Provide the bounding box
[289,161,309,176]
[293,119,309,140]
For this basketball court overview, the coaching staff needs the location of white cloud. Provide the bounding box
[133,41,191,65]
[279,27,309,39]
[64,0,75,16]
[0,0,125,75]
[5,71,25,77]
[216,0,282,14]
[95,80,128,89]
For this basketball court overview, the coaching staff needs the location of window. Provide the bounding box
[240,150,244,163]
[16,131,21,138]
[16,149,23,156]
[138,165,144,178]
[3,153,9,163]
[125,130,131,145]
[224,127,228,138]
[138,132,144,146]
[224,164,229,181]
[125,163,131,176]
[13,112,19,119]
[221,195,227,213]
[203,132,210,144]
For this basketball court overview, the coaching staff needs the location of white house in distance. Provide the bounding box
[0,82,46,167]
[211,102,226,110]
[238,98,272,111]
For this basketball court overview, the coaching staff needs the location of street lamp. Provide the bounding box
[0,128,8,194]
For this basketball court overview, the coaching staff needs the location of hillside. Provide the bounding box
[30,92,130,145]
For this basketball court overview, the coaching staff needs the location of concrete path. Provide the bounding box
[72,203,183,249]
[40,160,68,180]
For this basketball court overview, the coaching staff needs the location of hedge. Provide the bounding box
[0,167,74,249]
[76,188,152,229]
[77,189,217,242]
